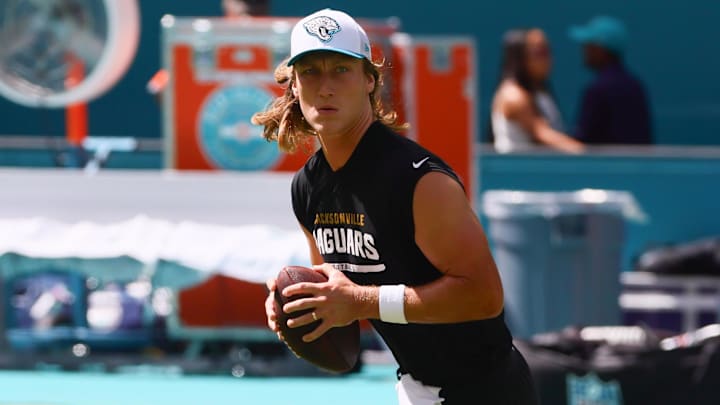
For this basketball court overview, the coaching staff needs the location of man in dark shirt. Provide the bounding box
[569,16,653,145]
[258,8,538,404]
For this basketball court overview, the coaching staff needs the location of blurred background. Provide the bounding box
[2,0,719,147]
[0,1,719,404]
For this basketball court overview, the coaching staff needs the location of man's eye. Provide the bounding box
[336,66,349,73]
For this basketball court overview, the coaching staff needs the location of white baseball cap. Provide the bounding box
[287,8,372,66]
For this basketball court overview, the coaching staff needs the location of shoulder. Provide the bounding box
[292,150,322,193]
[389,139,463,192]
[366,122,416,162]
[413,171,467,211]
[291,151,324,224]
[624,70,649,92]
[364,123,460,185]
[591,66,641,91]
[378,127,436,165]
[495,81,534,118]
[583,77,609,99]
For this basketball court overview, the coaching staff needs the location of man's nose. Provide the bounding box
[317,74,335,97]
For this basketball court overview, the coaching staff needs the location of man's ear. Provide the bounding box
[366,74,375,94]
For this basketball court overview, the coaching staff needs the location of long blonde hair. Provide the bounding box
[251,56,407,153]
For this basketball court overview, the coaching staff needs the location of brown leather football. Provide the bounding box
[274,265,360,373]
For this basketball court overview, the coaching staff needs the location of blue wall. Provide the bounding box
[270,0,719,146]
[476,149,720,272]
[0,1,718,145]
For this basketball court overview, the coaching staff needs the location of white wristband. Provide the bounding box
[379,284,408,324]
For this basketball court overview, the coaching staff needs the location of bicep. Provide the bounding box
[412,172,499,281]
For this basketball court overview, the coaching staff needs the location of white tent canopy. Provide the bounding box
[0,216,311,289]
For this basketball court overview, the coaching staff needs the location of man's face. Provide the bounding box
[582,43,607,70]
[292,52,375,139]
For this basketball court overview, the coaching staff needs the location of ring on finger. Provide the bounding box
[312,311,318,321]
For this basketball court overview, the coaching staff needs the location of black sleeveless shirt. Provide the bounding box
[291,121,512,387]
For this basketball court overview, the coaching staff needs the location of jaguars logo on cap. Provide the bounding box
[303,16,341,42]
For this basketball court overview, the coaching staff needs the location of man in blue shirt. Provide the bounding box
[569,16,653,145]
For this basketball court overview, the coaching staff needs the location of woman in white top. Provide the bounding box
[490,29,584,153]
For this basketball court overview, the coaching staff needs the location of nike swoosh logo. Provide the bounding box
[412,156,430,169]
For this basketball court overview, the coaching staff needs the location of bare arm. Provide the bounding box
[501,84,584,153]
[281,172,507,342]
[403,172,504,322]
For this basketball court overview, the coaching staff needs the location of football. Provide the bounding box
[274,266,360,373]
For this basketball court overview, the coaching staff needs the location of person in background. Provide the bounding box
[489,28,584,153]
[569,16,653,145]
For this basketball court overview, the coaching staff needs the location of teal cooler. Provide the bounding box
[481,189,643,339]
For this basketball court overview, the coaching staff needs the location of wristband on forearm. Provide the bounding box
[379,284,408,324]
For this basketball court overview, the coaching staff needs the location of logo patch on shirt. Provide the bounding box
[412,156,430,169]
[303,16,341,42]
[313,227,380,260]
